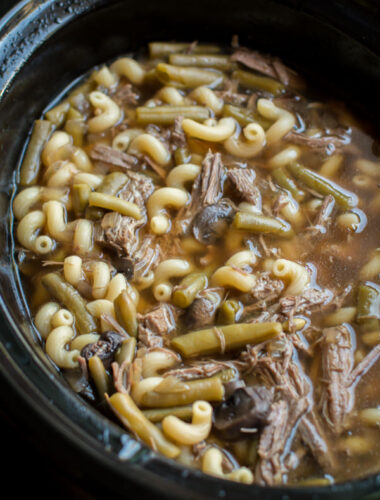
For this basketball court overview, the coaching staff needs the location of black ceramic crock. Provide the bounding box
[0,1,380,498]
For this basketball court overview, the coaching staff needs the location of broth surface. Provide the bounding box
[13,40,380,487]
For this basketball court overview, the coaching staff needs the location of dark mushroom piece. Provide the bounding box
[192,199,235,244]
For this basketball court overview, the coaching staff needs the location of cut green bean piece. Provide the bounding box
[223,104,271,129]
[156,63,224,89]
[288,162,358,209]
[42,272,97,334]
[108,392,180,458]
[85,206,104,220]
[149,42,221,58]
[114,290,138,337]
[88,355,112,399]
[232,69,285,95]
[218,299,243,325]
[96,172,128,196]
[143,404,193,423]
[136,105,209,125]
[72,183,91,216]
[45,101,70,127]
[116,337,136,365]
[169,54,235,71]
[234,211,295,238]
[172,273,208,308]
[89,192,141,219]
[217,368,237,383]
[19,120,53,186]
[272,167,306,202]
[172,322,282,357]
[140,375,224,407]
[174,147,192,165]
[357,282,380,322]
[64,119,86,147]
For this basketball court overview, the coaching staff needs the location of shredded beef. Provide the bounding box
[90,145,138,169]
[285,130,350,152]
[81,331,124,369]
[214,386,274,441]
[164,360,229,381]
[138,303,179,348]
[171,116,186,149]
[280,288,333,319]
[227,168,262,209]
[306,195,335,236]
[111,83,139,106]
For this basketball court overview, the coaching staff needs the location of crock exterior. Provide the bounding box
[0,1,379,498]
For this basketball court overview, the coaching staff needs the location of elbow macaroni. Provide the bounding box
[272,258,310,295]
[182,117,235,142]
[257,98,296,144]
[211,266,256,292]
[88,91,121,133]
[148,187,189,235]
[153,259,192,301]
[224,123,266,158]
[45,325,79,369]
[162,400,212,445]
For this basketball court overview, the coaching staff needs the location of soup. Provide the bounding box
[13,40,380,487]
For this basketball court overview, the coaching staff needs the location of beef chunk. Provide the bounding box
[199,150,225,206]
[171,116,187,149]
[285,130,349,152]
[119,171,155,208]
[89,145,138,169]
[279,288,333,319]
[227,167,261,209]
[319,326,354,433]
[99,212,142,256]
[214,386,273,441]
[138,303,179,348]
[306,195,335,236]
[165,361,229,381]
[192,199,235,244]
[256,397,309,485]
[185,288,224,330]
[111,83,139,106]
[81,331,123,369]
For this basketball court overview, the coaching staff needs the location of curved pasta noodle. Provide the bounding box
[166,164,201,190]
[355,158,380,178]
[110,57,146,85]
[189,86,224,114]
[272,258,310,296]
[71,333,100,351]
[91,261,111,299]
[64,255,83,287]
[182,117,235,142]
[73,172,104,189]
[153,259,192,301]
[51,309,74,328]
[148,187,189,235]
[43,200,72,243]
[202,447,253,484]
[224,123,266,158]
[45,325,79,369]
[257,98,296,145]
[34,302,60,339]
[17,210,54,254]
[128,133,171,166]
[132,376,163,406]
[156,86,186,106]
[142,350,180,378]
[13,186,41,220]
[162,400,212,445]
[112,129,144,152]
[211,266,256,292]
[88,91,122,133]
[93,66,118,88]
[225,250,257,269]
[268,145,300,169]
[73,219,93,254]
[42,131,72,166]
[46,161,78,188]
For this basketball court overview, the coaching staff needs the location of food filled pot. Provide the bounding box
[1,0,380,498]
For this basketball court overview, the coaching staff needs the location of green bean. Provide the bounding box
[115,337,136,365]
[72,183,91,216]
[19,120,53,186]
[140,375,224,408]
[169,54,235,71]
[64,119,86,147]
[223,104,271,129]
[89,192,141,219]
[143,404,193,423]
[85,206,104,220]
[288,162,358,209]
[41,272,97,334]
[114,290,138,337]
[66,106,84,121]
[45,101,70,127]
[171,322,282,357]
[156,63,224,89]
[234,211,295,238]
[218,299,243,324]
[174,147,192,165]
[172,272,208,308]
[96,172,128,196]
[356,282,380,322]
[107,392,180,458]
[217,368,237,383]
[149,42,221,58]
[88,355,112,399]
[136,105,209,125]
[232,69,285,95]
[272,167,306,202]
